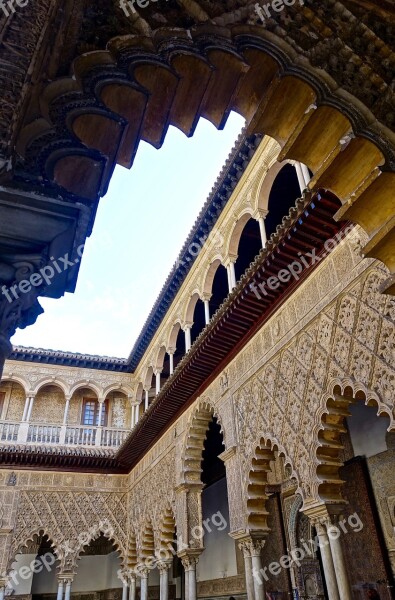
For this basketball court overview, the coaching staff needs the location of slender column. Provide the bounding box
[122,581,128,600]
[314,522,340,600]
[239,545,254,600]
[22,395,31,422]
[134,404,140,425]
[169,352,174,375]
[129,575,136,600]
[257,217,267,248]
[144,390,149,411]
[249,540,266,600]
[181,555,199,600]
[327,522,352,600]
[184,326,192,352]
[203,300,210,325]
[139,569,149,600]
[0,585,6,600]
[155,370,162,395]
[130,405,135,428]
[301,162,311,187]
[226,261,237,291]
[64,580,72,600]
[294,162,306,194]
[97,400,104,426]
[158,561,172,600]
[26,395,35,422]
[63,397,70,425]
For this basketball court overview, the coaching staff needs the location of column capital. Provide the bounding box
[201,293,212,302]
[153,368,163,376]
[223,255,237,268]
[136,566,150,578]
[182,321,193,331]
[157,560,173,574]
[167,347,176,355]
[178,549,201,570]
[253,208,269,220]
[303,503,347,526]
[232,531,269,557]
[58,574,75,584]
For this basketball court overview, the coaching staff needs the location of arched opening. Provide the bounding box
[190,300,207,345]
[74,534,125,597]
[208,263,228,317]
[233,218,263,282]
[0,380,26,441]
[8,534,59,599]
[316,388,395,598]
[170,323,186,372]
[28,384,67,444]
[265,164,301,239]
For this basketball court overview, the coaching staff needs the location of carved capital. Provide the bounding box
[157,560,172,574]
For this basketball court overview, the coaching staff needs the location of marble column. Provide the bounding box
[158,561,172,600]
[122,581,128,600]
[129,575,136,600]
[203,300,210,325]
[144,390,149,411]
[0,585,6,600]
[155,370,162,395]
[181,554,199,600]
[327,522,352,600]
[249,540,266,600]
[294,162,306,194]
[315,522,340,600]
[139,568,149,600]
[239,543,254,600]
[64,580,72,600]
[169,352,174,375]
[56,580,64,600]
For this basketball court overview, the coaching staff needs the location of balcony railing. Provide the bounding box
[0,420,130,449]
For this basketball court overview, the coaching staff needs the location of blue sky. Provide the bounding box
[12,113,245,357]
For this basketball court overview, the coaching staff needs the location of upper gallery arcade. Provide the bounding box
[0,1,394,600]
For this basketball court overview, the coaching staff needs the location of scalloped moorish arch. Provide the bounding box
[19,26,395,283]
[182,399,225,485]
[246,436,300,531]
[311,378,395,506]
[75,527,127,572]
[8,528,60,572]
[157,505,177,559]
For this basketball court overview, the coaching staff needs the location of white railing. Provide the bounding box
[0,421,20,442]
[0,420,130,449]
[28,424,61,444]
[65,425,97,446]
[102,427,129,448]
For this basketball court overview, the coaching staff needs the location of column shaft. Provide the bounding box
[144,390,149,411]
[160,568,169,600]
[129,577,136,600]
[64,582,72,600]
[258,217,267,248]
[122,582,128,600]
[294,162,305,194]
[327,527,352,600]
[169,353,174,375]
[56,581,64,600]
[26,396,35,421]
[316,527,340,600]
[140,575,148,600]
[187,567,196,600]
[63,399,70,425]
[185,327,191,352]
[22,396,31,422]
[251,554,265,600]
[203,300,210,325]
[155,372,161,395]
[243,553,255,600]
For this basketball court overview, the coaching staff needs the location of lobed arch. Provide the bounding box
[8,528,60,572]
[127,532,138,571]
[157,505,177,559]
[246,436,300,532]
[311,378,395,507]
[135,382,144,403]
[143,365,154,390]
[182,399,226,485]
[140,521,156,563]
[75,525,127,570]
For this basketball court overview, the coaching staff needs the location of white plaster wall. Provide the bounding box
[197,477,237,582]
[347,403,390,458]
[9,554,36,595]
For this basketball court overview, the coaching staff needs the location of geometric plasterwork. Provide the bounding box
[233,265,395,510]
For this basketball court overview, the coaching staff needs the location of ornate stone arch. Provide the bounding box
[0,374,29,394]
[8,528,60,572]
[102,383,134,398]
[308,377,395,508]
[69,381,102,399]
[202,258,225,298]
[184,292,201,324]
[226,209,255,258]
[157,505,177,560]
[246,435,300,531]
[32,377,69,397]
[181,399,226,485]
[139,521,155,564]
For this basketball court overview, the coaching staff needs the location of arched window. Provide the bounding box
[82,398,108,426]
